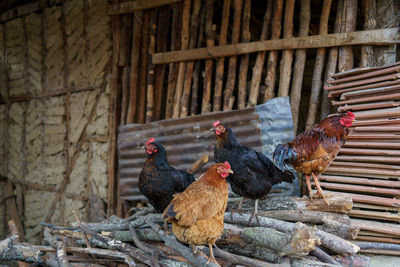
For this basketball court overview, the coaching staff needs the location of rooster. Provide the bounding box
[212,121,294,220]
[138,137,195,213]
[162,162,232,266]
[273,111,355,205]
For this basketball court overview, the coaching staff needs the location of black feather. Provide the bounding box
[138,142,195,213]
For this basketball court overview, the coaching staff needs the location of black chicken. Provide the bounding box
[138,137,196,213]
[212,121,294,220]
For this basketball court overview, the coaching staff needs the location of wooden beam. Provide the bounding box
[152,28,400,64]
[108,0,181,15]
[0,0,62,22]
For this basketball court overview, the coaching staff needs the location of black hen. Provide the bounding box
[212,121,294,219]
[138,137,196,213]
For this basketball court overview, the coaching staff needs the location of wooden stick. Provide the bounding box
[237,0,251,109]
[118,15,132,67]
[305,0,332,130]
[338,0,357,72]
[213,0,231,111]
[201,0,215,114]
[137,11,150,123]
[277,0,295,97]
[153,7,169,121]
[8,220,29,267]
[165,3,181,118]
[223,0,243,111]
[224,212,360,255]
[120,66,130,125]
[172,0,191,118]
[108,0,181,15]
[180,0,201,117]
[320,0,343,120]
[263,0,283,102]
[289,0,310,133]
[360,0,376,67]
[126,11,142,124]
[5,181,25,241]
[247,1,273,107]
[146,9,157,123]
[190,6,205,115]
[186,154,208,174]
[43,228,70,267]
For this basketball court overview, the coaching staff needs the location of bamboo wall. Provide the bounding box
[0,0,112,242]
[115,0,399,134]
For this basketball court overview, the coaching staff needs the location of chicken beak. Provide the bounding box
[210,127,215,132]
[228,169,234,174]
[141,145,146,149]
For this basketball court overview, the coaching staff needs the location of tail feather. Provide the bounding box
[273,144,297,173]
[162,203,176,221]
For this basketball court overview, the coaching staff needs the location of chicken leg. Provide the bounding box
[206,243,221,266]
[304,173,329,205]
[231,197,245,215]
[312,172,329,205]
[248,199,260,223]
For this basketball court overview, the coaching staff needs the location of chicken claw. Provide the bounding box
[248,199,260,224]
[230,197,244,215]
[206,243,221,267]
[312,172,329,206]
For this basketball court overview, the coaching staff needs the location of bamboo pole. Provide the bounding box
[153,7,169,121]
[277,0,295,97]
[320,0,343,120]
[305,0,332,130]
[360,0,376,67]
[223,0,243,111]
[172,0,191,118]
[180,0,201,117]
[126,12,142,124]
[213,0,231,111]
[247,1,273,107]
[145,9,157,123]
[201,0,215,114]
[263,0,283,102]
[237,0,251,109]
[338,0,357,72]
[165,3,181,118]
[190,6,205,115]
[289,0,310,133]
[137,11,150,123]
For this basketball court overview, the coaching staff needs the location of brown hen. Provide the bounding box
[162,162,232,265]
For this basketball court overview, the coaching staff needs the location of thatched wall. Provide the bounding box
[0,0,112,242]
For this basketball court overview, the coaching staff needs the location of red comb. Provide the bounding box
[224,161,231,170]
[213,120,221,127]
[146,137,155,146]
[347,111,355,118]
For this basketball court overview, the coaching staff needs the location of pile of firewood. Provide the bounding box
[4,194,399,267]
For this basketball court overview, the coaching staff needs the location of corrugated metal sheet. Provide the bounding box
[118,97,297,201]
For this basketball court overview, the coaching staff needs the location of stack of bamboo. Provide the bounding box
[323,62,400,246]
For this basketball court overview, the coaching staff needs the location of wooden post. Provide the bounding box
[5,181,25,241]
[263,0,283,102]
[153,7,169,121]
[213,0,231,111]
[108,15,121,217]
[165,4,181,118]
[180,0,201,117]
[201,0,215,114]
[247,1,273,107]
[360,0,376,67]
[237,0,251,109]
[126,11,143,124]
[190,6,205,116]
[320,0,343,120]
[146,9,157,123]
[223,0,243,111]
[120,67,129,125]
[137,11,150,123]
[338,0,357,72]
[305,0,332,130]
[172,0,190,118]
[289,0,310,133]
[277,0,295,97]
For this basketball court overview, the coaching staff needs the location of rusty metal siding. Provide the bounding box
[118,97,297,201]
